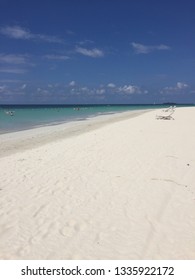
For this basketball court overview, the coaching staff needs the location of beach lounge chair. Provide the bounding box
[162,105,176,113]
[156,110,174,120]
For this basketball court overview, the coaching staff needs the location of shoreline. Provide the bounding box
[0,109,151,158]
[0,107,195,259]
[0,104,160,135]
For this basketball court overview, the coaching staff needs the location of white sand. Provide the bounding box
[0,107,195,260]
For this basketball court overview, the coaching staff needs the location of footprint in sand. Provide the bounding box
[59,220,87,238]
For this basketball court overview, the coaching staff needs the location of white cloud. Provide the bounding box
[0,67,27,74]
[78,39,94,46]
[36,34,63,43]
[69,81,76,86]
[44,54,70,60]
[0,25,31,39]
[118,84,141,94]
[0,53,28,64]
[131,42,170,54]
[160,82,189,94]
[176,82,188,89]
[76,47,104,57]
[0,79,22,83]
[96,89,105,95]
[0,54,30,74]
[81,87,89,92]
[107,83,116,88]
[0,25,63,43]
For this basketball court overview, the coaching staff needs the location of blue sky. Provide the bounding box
[0,0,195,104]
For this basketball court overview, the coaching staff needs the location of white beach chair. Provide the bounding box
[162,105,176,113]
[156,110,175,120]
[163,106,172,112]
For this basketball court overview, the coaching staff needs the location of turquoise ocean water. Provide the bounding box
[0,104,192,134]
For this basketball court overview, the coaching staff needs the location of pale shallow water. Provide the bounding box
[0,104,192,134]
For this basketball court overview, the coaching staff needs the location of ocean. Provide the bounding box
[0,104,191,134]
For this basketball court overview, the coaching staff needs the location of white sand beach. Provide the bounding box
[0,107,195,260]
